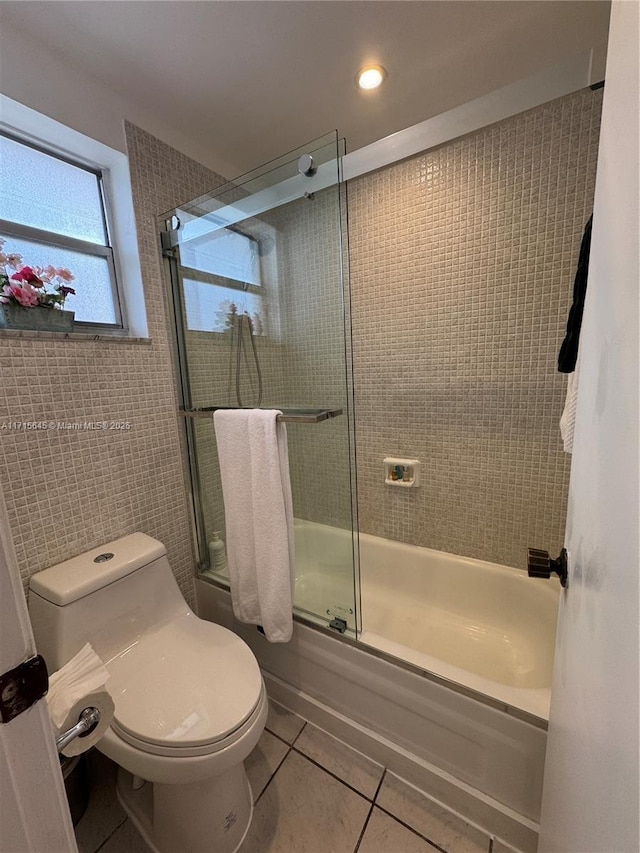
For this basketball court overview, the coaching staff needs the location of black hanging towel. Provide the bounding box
[558,215,593,373]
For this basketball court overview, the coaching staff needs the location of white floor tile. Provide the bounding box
[245,729,290,803]
[240,750,369,853]
[376,773,490,853]
[98,819,148,853]
[358,808,440,853]
[295,723,384,799]
[265,700,306,744]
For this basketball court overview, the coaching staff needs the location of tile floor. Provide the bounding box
[75,701,508,853]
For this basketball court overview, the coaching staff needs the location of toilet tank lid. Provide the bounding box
[29,533,167,606]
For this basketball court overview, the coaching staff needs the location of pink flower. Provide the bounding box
[10,266,33,282]
[34,265,54,283]
[1,282,41,307]
[6,254,23,269]
[0,246,22,269]
[0,240,76,305]
[11,266,44,287]
[56,267,74,282]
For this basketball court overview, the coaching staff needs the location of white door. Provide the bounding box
[0,485,77,853]
[539,3,639,852]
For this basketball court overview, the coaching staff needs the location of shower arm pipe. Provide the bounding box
[178,407,343,424]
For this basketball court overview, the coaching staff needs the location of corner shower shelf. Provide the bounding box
[179,406,343,424]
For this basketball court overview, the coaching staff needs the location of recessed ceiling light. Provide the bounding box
[357,65,387,90]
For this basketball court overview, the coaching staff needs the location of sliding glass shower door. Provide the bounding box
[162,132,359,636]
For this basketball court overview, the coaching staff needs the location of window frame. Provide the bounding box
[0,130,126,331]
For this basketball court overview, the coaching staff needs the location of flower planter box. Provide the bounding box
[0,304,75,332]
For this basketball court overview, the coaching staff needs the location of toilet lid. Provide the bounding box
[106,614,263,752]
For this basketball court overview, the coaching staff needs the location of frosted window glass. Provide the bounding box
[0,136,107,245]
[180,229,260,287]
[184,280,263,333]
[4,237,117,324]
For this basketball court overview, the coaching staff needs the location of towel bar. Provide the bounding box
[179,407,343,424]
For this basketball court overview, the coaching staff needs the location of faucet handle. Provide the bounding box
[527,547,568,587]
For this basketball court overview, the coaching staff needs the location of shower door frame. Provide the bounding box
[161,224,210,569]
[159,134,361,637]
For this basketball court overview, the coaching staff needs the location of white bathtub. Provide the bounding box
[205,519,560,719]
[289,519,560,719]
[359,533,560,720]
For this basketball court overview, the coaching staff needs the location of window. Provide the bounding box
[180,227,270,335]
[0,133,122,327]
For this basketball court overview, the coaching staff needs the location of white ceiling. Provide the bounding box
[0,1,610,177]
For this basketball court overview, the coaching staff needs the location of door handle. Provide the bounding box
[527,547,568,587]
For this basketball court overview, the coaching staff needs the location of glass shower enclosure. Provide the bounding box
[161,132,359,637]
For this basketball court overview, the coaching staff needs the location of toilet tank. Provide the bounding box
[28,533,190,672]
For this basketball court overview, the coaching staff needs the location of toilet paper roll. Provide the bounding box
[55,689,115,757]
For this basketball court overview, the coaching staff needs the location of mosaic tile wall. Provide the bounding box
[186,88,601,576]
[349,87,603,568]
[2,86,600,611]
[0,122,225,603]
[266,188,353,530]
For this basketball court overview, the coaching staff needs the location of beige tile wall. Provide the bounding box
[0,122,225,602]
[180,89,601,576]
[349,87,602,567]
[1,85,600,613]
[266,188,353,530]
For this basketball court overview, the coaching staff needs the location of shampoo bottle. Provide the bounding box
[208,532,228,575]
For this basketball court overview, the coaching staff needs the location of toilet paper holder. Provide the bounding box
[56,706,101,754]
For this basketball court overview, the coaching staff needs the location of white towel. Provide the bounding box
[560,357,580,454]
[213,409,295,643]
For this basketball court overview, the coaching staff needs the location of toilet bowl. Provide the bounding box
[28,532,267,853]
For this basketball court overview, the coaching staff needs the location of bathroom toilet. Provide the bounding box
[28,532,268,853]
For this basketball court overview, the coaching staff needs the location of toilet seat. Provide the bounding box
[111,685,267,758]
[106,614,264,758]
